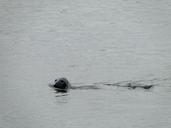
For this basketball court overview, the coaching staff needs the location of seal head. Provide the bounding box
[53,78,71,92]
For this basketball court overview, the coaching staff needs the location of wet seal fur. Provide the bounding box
[52,78,71,92]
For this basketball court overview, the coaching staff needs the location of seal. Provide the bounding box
[53,78,71,92]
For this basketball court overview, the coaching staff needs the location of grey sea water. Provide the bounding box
[0,0,171,128]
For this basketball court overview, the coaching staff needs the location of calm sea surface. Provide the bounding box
[0,0,171,128]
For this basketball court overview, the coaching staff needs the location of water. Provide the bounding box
[0,0,171,128]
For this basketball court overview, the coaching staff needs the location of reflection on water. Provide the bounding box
[55,94,70,104]
[55,94,68,97]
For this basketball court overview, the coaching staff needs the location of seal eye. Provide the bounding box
[54,79,58,82]
[60,80,64,83]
